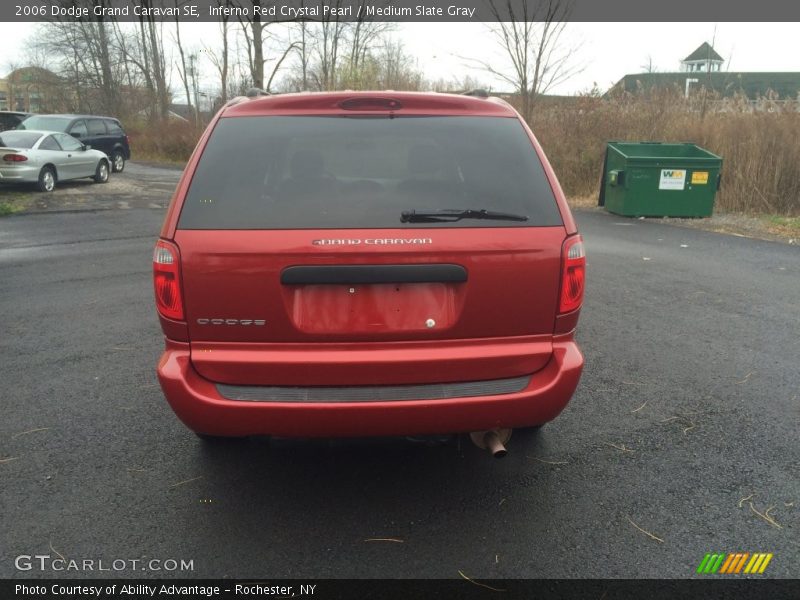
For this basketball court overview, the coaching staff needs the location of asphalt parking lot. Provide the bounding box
[1,164,798,579]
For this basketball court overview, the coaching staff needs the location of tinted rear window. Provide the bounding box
[106,120,124,135]
[0,114,25,132]
[179,116,562,229]
[18,116,72,132]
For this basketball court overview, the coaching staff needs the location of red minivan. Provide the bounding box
[154,91,584,453]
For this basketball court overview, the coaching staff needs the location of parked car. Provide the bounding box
[0,130,110,191]
[0,111,31,132]
[17,114,130,172]
[153,91,585,454]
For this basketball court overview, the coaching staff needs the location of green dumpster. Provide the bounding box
[599,142,722,217]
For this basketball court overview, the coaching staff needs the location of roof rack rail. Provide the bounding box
[463,89,489,98]
[246,88,270,98]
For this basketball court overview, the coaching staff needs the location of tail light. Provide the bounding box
[153,239,184,321]
[3,154,28,162]
[559,235,585,314]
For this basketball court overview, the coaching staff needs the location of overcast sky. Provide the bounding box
[1,21,798,98]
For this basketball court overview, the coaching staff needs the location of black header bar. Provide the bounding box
[4,0,800,22]
[4,579,800,600]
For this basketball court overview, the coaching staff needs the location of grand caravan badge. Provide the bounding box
[312,238,433,246]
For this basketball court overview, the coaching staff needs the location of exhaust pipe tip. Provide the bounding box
[470,429,511,458]
[483,430,508,459]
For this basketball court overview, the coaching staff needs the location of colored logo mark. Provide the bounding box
[697,553,773,574]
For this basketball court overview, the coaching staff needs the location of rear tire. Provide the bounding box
[37,166,56,192]
[111,150,126,173]
[93,160,109,183]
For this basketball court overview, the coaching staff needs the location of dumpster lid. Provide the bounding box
[608,141,721,161]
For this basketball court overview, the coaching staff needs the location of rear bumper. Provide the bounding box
[157,339,583,438]
[0,165,38,182]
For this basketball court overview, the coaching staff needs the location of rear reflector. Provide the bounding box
[339,97,402,111]
[559,235,585,314]
[153,239,184,321]
[2,154,28,162]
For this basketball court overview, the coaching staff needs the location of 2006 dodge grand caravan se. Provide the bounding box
[154,91,585,452]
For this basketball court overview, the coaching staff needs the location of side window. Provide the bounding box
[69,120,88,137]
[105,120,123,135]
[55,133,83,152]
[87,119,107,136]
[38,135,62,151]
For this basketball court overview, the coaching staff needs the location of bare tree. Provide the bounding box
[110,10,172,121]
[472,0,582,122]
[428,74,490,94]
[346,2,393,83]
[204,0,233,105]
[224,35,260,97]
[173,2,194,119]
[233,0,298,92]
[281,1,394,92]
[312,7,347,91]
[374,38,423,90]
[140,7,171,120]
[234,0,271,88]
[289,3,314,91]
[33,11,121,114]
[640,55,657,73]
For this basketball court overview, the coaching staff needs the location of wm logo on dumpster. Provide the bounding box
[697,553,773,574]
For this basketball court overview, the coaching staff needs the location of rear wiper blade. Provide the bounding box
[400,209,529,223]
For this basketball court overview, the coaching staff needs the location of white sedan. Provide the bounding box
[0,129,110,192]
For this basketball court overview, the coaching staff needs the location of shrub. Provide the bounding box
[125,118,203,164]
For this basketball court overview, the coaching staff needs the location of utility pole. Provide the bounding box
[189,53,200,126]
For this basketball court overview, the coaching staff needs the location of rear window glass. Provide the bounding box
[0,114,25,132]
[0,131,42,148]
[18,116,72,132]
[106,120,124,135]
[179,116,562,230]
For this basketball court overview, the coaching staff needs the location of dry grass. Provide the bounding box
[530,90,800,217]
[458,570,506,592]
[168,475,203,488]
[126,119,203,164]
[625,516,665,543]
[528,455,569,465]
[603,442,634,453]
[739,494,784,529]
[12,427,50,439]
